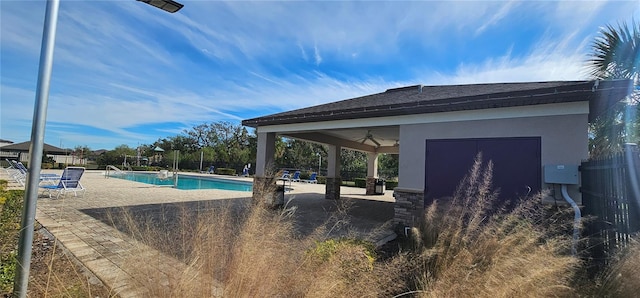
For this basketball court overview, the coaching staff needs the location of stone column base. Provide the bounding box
[393,188,425,230]
[365,177,376,195]
[325,177,342,200]
[252,176,284,208]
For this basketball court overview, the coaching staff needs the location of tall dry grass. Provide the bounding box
[592,238,640,297]
[104,160,640,297]
[411,155,580,298]
[114,175,410,297]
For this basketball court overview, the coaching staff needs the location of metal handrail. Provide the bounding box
[105,165,124,178]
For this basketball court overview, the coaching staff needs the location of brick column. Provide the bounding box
[365,177,376,195]
[393,188,424,229]
[325,145,341,200]
[252,176,284,208]
[325,177,342,200]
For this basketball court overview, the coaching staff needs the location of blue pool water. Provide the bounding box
[109,172,253,191]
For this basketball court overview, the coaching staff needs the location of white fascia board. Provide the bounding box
[257,101,589,133]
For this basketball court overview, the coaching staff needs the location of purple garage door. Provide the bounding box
[425,137,541,207]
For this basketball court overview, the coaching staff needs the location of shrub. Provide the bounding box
[0,187,24,294]
[299,171,311,180]
[354,178,367,188]
[215,168,236,176]
[307,238,376,266]
[317,176,327,184]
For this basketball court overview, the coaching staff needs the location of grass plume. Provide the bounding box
[412,155,580,298]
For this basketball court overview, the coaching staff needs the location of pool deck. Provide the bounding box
[2,169,396,297]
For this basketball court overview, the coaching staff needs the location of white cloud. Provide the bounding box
[475,0,519,36]
[314,44,322,66]
[2,0,638,149]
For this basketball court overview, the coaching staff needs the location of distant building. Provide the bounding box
[0,139,14,147]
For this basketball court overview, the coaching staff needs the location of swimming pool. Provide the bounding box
[109,172,253,191]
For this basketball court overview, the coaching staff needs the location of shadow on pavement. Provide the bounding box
[80,194,395,261]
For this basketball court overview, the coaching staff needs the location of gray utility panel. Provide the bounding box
[543,164,579,185]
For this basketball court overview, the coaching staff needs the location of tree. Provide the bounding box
[72,145,91,164]
[379,153,399,179]
[587,20,640,157]
[96,145,136,166]
[340,149,367,180]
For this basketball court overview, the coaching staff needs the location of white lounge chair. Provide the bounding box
[40,167,85,199]
[11,161,60,187]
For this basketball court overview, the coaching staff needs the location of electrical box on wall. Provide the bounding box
[544,165,579,185]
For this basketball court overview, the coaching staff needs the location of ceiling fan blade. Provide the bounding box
[370,137,381,147]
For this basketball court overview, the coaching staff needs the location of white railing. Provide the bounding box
[105,165,125,178]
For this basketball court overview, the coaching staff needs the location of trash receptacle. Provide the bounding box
[374,179,385,195]
[267,183,285,208]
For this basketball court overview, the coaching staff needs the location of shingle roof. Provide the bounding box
[0,141,66,154]
[242,80,633,127]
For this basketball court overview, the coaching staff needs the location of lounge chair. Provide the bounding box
[4,160,22,182]
[9,161,60,186]
[15,162,60,179]
[40,167,86,199]
[290,171,301,182]
[302,172,317,183]
[280,170,290,180]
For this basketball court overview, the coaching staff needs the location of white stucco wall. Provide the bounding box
[399,113,589,202]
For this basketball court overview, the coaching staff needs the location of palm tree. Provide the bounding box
[587,20,640,158]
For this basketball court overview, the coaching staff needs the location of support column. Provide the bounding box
[365,152,379,195]
[325,145,341,200]
[392,188,425,231]
[253,132,282,207]
[254,132,275,177]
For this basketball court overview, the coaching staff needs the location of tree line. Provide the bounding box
[90,121,399,180]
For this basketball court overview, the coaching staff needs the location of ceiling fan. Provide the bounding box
[357,130,381,147]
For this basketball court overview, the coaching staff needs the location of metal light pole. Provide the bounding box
[13,1,60,297]
[317,152,321,175]
[13,1,183,296]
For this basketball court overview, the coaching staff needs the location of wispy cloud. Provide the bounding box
[1,0,638,149]
[475,1,518,36]
[313,44,322,66]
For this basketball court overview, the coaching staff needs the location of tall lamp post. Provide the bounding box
[13,1,183,297]
[317,152,321,175]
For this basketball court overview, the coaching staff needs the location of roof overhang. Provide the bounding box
[243,80,634,153]
[243,80,633,128]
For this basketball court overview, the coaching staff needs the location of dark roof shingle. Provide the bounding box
[242,80,633,127]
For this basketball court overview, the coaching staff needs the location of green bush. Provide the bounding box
[299,171,311,180]
[216,168,236,176]
[0,185,24,294]
[307,238,376,266]
[0,252,16,294]
[354,178,367,188]
[385,180,398,190]
[317,176,326,184]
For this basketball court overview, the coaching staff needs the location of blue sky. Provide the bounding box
[1,1,639,150]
